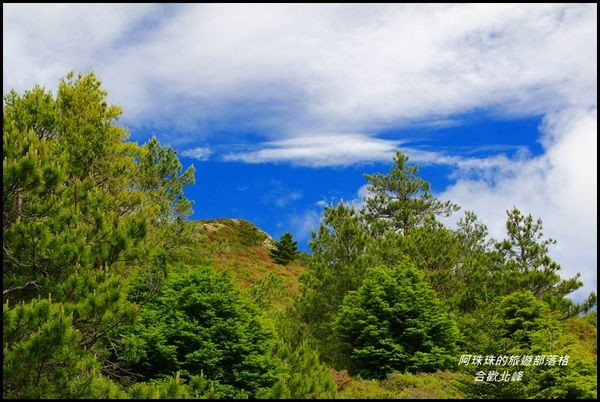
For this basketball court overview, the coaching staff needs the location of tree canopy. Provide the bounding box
[3,72,596,399]
[334,262,459,378]
[362,151,459,235]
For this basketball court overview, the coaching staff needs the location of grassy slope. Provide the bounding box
[337,371,469,399]
[172,218,470,398]
[172,218,306,299]
[170,218,597,399]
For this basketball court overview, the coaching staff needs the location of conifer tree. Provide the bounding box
[257,340,337,399]
[3,298,125,398]
[362,151,459,235]
[493,208,596,317]
[296,203,373,362]
[270,232,299,265]
[3,72,196,398]
[118,266,277,397]
[334,261,459,379]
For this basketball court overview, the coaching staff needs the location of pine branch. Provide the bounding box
[3,280,43,296]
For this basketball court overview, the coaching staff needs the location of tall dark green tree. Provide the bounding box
[296,203,373,362]
[3,72,196,398]
[361,151,459,235]
[270,232,299,265]
[3,72,194,300]
[494,208,596,317]
[118,266,278,397]
[334,261,459,379]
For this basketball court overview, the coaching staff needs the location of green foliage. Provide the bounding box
[3,71,194,299]
[339,371,468,399]
[249,271,286,309]
[270,232,299,265]
[119,266,277,397]
[584,310,597,328]
[501,291,553,341]
[335,262,459,378]
[393,220,462,300]
[452,211,495,313]
[257,341,337,399]
[296,203,373,361]
[460,291,597,399]
[362,150,459,235]
[3,298,125,398]
[3,72,196,398]
[127,371,246,399]
[135,136,195,222]
[494,208,596,317]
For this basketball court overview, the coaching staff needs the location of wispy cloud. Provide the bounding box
[222,131,528,172]
[181,146,212,161]
[261,179,303,208]
[224,134,401,167]
[4,4,596,140]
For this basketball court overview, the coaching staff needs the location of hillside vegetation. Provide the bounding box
[174,219,306,298]
[3,72,597,399]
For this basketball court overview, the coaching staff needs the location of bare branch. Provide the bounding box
[3,280,43,296]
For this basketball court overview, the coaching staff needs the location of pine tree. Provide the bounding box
[3,72,196,398]
[296,203,373,363]
[270,232,299,265]
[334,261,459,379]
[118,266,277,397]
[494,208,596,317]
[362,151,459,235]
[257,340,337,399]
[3,298,125,398]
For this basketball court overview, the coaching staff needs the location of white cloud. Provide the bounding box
[261,179,303,208]
[440,108,597,303]
[181,147,212,161]
[224,134,401,167]
[287,209,322,243]
[3,4,156,94]
[4,4,596,137]
[4,4,596,299]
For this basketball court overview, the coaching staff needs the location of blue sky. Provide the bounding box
[3,4,596,301]
[161,114,545,251]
